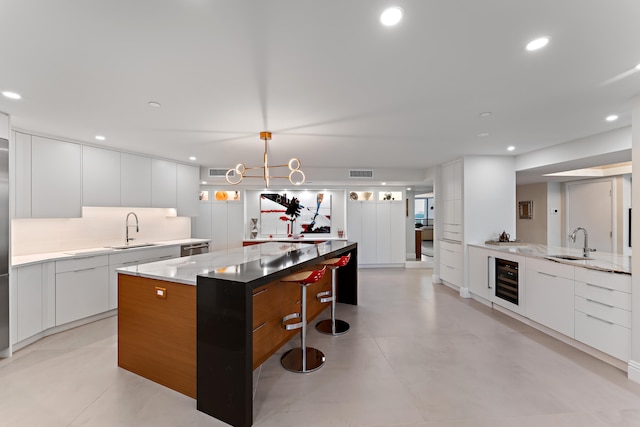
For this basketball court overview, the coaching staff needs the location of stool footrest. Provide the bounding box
[316,290,334,303]
[281,313,302,331]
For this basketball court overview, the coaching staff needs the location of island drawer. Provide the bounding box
[575,310,630,361]
[574,268,630,294]
[575,295,631,328]
[574,281,631,311]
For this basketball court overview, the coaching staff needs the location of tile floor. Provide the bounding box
[2,268,640,426]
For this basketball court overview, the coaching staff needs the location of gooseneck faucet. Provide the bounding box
[568,227,595,257]
[125,212,139,244]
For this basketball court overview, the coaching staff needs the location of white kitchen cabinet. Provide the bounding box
[347,193,404,266]
[440,240,463,287]
[525,257,574,338]
[121,153,152,207]
[151,159,177,208]
[14,132,32,218]
[441,160,463,242]
[13,262,55,343]
[574,268,631,361]
[109,246,180,310]
[176,163,199,217]
[82,145,121,207]
[192,193,243,252]
[55,255,109,326]
[467,246,490,300]
[31,136,82,218]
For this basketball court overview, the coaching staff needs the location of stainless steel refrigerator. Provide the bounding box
[0,138,8,350]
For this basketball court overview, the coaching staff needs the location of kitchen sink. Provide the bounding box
[547,254,593,261]
[109,243,158,250]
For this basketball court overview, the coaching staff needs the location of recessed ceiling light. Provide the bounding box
[507,146,515,151]
[605,114,619,122]
[2,91,21,100]
[635,63,640,70]
[380,7,403,26]
[479,112,492,118]
[407,187,412,191]
[95,135,106,141]
[201,181,207,185]
[148,101,161,108]
[381,182,387,185]
[189,156,196,161]
[477,132,490,137]
[525,36,550,51]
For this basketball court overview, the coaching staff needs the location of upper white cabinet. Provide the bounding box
[176,163,199,217]
[121,153,152,207]
[151,159,177,208]
[82,146,121,207]
[31,136,82,218]
[441,160,462,242]
[14,132,32,218]
[192,189,242,251]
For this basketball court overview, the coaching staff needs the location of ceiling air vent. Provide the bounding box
[349,169,374,178]
[208,168,233,178]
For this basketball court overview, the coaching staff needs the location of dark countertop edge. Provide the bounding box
[197,242,356,290]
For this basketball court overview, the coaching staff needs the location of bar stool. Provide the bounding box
[280,266,327,373]
[315,253,351,335]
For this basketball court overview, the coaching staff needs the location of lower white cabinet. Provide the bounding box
[467,246,489,299]
[192,201,243,252]
[55,256,109,326]
[440,240,463,287]
[108,246,180,309]
[13,262,55,343]
[525,258,575,338]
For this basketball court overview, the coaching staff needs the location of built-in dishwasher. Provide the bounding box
[180,242,210,257]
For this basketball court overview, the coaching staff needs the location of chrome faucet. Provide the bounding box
[568,227,595,257]
[125,212,139,244]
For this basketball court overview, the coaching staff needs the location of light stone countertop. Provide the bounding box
[469,242,631,274]
[117,241,347,286]
[11,238,211,267]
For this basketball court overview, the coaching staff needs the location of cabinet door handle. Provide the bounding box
[487,256,492,289]
[253,288,268,297]
[586,313,615,325]
[72,267,96,273]
[252,322,267,333]
[586,282,614,291]
[156,255,173,260]
[586,298,615,309]
[537,271,557,278]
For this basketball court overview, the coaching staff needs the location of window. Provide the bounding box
[414,197,434,226]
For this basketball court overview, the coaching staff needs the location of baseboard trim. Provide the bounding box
[628,360,640,383]
[459,287,471,298]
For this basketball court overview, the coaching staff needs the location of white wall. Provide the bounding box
[630,95,640,383]
[11,207,190,256]
[0,112,8,140]
[547,182,562,247]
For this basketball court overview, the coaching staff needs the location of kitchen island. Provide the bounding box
[117,240,357,427]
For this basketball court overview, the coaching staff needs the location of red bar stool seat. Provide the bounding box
[315,253,351,335]
[280,266,327,373]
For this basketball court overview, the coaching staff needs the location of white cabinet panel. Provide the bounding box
[176,163,199,217]
[192,204,212,240]
[525,259,574,337]
[151,159,177,208]
[360,203,377,264]
[121,153,152,207]
[14,132,32,218]
[376,203,391,263]
[31,136,82,218]
[210,203,229,252]
[16,264,43,342]
[227,202,244,250]
[575,311,630,362]
[467,246,489,299]
[389,203,406,263]
[56,257,109,326]
[0,113,7,139]
[83,145,121,207]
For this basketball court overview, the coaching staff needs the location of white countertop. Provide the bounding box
[469,242,631,274]
[12,238,210,267]
[117,241,328,285]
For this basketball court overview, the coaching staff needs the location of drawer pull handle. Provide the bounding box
[157,256,173,260]
[537,271,557,278]
[253,288,268,297]
[585,282,614,291]
[586,298,615,308]
[73,267,96,273]
[253,322,267,333]
[586,313,615,325]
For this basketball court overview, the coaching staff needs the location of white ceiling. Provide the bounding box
[1,0,639,188]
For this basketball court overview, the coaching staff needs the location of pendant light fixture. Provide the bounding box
[225,132,306,187]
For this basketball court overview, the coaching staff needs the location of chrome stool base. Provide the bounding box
[315,318,350,335]
[281,347,326,373]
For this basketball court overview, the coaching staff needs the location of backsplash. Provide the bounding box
[11,207,191,256]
